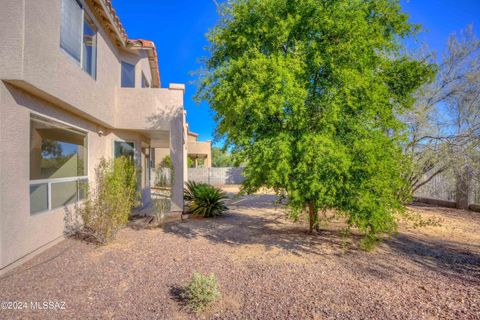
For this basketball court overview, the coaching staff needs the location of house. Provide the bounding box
[0,0,187,275]
[155,128,212,168]
[186,130,213,168]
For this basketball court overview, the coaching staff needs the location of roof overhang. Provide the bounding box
[126,39,161,88]
[86,0,161,88]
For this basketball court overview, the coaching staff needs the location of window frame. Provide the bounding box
[141,71,150,88]
[29,113,89,215]
[60,0,98,80]
[82,11,98,79]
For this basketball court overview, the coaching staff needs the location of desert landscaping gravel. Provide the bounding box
[0,189,479,319]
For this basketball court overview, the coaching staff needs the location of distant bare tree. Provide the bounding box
[405,25,480,200]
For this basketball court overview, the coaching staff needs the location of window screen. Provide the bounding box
[60,0,83,62]
[121,62,136,88]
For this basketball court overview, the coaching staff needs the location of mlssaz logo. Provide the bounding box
[30,301,66,311]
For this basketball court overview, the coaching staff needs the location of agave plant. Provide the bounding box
[184,181,228,217]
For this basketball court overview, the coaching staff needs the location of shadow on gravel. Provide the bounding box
[169,285,187,307]
[167,193,480,284]
[164,193,360,256]
[385,235,480,284]
[164,213,362,256]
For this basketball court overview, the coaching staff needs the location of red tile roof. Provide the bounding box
[101,0,128,42]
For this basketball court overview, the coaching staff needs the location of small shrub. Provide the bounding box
[181,273,221,312]
[184,181,228,217]
[78,157,140,244]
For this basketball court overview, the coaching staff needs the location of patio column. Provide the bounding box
[170,109,187,212]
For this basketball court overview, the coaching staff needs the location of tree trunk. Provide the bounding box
[308,203,319,233]
[456,167,471,210]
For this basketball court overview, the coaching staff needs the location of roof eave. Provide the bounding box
[126,39,161,88]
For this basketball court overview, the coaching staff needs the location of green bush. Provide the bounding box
[78,157,140,244]
[183,181,228,217]
[181,273,221,312]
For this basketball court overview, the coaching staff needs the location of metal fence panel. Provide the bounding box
[188,167,245,185]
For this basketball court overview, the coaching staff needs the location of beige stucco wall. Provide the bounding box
[154,148,171,168]
[187,141,212,168]
[156,140,212,168]
[115,87,184,131]
[0,83,104,272]
[0,0,24,80]
[187,133,198,143]
[0,82,166,272]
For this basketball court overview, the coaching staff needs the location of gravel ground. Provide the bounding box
[0,189,479,319]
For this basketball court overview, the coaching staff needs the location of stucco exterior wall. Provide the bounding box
[0,83,106,272]
[121,50,153,89]
[115,87,184,131]
[187,141,212,167]
[0,0,158,128]
[156,140,211,169]
[187,133,198,143]
[22,0,119,125]
[0,0,187,274]
[154,148,171,168]
[0,0,24,80]
[0,82,163,273]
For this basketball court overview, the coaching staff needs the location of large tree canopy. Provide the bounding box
[198,0,434,244]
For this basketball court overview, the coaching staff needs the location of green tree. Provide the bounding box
[198,0,434,243]
[212,147,235,167]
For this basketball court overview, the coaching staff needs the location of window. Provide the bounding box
[82,14,97,78]
[121,62,136,88]
[60,0,97,78]
[60,0,82,62]
[141,72,150,88]
[114,141,135,161]
[30,116,88,214]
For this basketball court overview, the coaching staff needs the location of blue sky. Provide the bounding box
[112,0,480,145]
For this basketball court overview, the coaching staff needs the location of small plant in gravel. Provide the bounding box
[184,181,228,217]
[181,273,221,312]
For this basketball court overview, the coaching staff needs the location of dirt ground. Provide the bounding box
[0,187,479,319]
